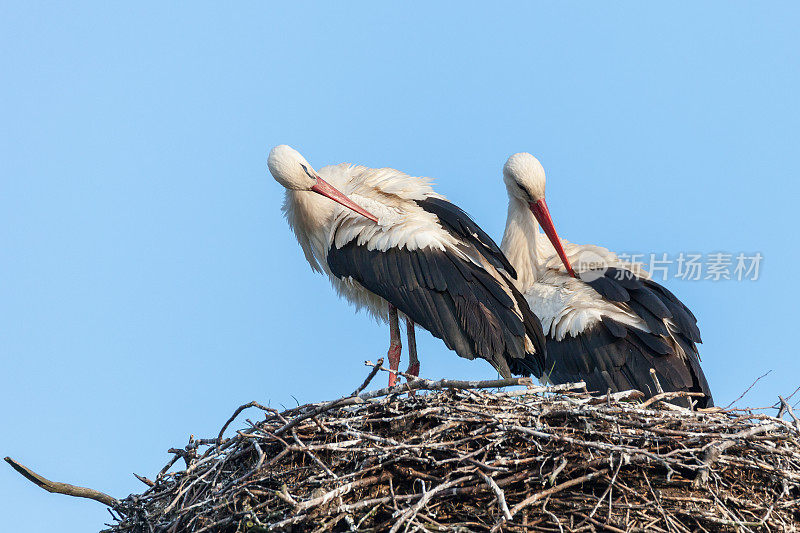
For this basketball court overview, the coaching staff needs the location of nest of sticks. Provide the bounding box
[9,363,800,532]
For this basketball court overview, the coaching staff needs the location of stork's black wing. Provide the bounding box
[327,201,545,378]
[416,197,517,278]
[544,267,713,407]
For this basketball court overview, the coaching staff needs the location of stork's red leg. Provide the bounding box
[387,305,402,387]
[405,318,419,395]
[406,318,419,378]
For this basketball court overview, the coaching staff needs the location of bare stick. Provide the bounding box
[586,389,645,405]
[725,370,772,408]
[351,357,384,397]
[783,384,800,402]
[295,472,392,512]
[133,473,155,487]
[217,401,274,444]
[693,423,779,487]
[777,396,800,429]
[5,457,119,508]
[640,391,707,408]
[389,475,472,533]
[649,369,664,395]
[508,470,608,518]
[480,471,512,521]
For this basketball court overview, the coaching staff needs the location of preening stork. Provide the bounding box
[500,153,713,407]
[268,145,545,387]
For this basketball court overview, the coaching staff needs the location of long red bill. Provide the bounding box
[311,177,379,223]
[529,199,577,278]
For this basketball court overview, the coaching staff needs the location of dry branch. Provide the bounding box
[4,457,119,507]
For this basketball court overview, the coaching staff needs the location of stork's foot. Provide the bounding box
[387,342,402,387]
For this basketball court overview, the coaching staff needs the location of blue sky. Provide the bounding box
[2,2,798,531]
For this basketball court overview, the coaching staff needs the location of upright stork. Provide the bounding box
[269,145,545,386]
[500,152,713,407]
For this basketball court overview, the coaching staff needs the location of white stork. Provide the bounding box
[500,152,713,407]
[268,145,545,387]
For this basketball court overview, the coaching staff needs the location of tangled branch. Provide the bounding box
[7,364,800,532]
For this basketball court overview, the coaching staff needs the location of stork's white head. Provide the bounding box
[268,145,378,222]
[503,152,576,278]
[503,152,546,202]
[268,145,318,190]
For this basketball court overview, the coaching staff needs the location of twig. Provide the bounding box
[5,457,119,507]
[577,456,624,527]
[586,389,645,405]
[216,401,274,444]
[389,475,472,533]
[295,472,392,512]
[777,396,800,430]
[693,423,779,487]
[133,473,155,487]
[725,370,772,408]
[479,471,512,521]
[649,369,665,395]
[640,391,707,408]
[351,357,384,396]
[508,469,608,518]
[784,384,800,402]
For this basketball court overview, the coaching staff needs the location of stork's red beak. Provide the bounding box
[529,199,577,278]
[311,177,379,223]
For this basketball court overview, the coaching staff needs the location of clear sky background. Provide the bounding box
[2,2,799,531]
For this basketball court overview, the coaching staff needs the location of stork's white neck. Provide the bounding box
[500,196,543,292]
[282,188,338,274]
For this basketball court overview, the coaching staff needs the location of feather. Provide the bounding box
[328,241,544,377]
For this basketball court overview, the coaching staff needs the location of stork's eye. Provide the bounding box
[300,163,315,179]
[516,182,532,200]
